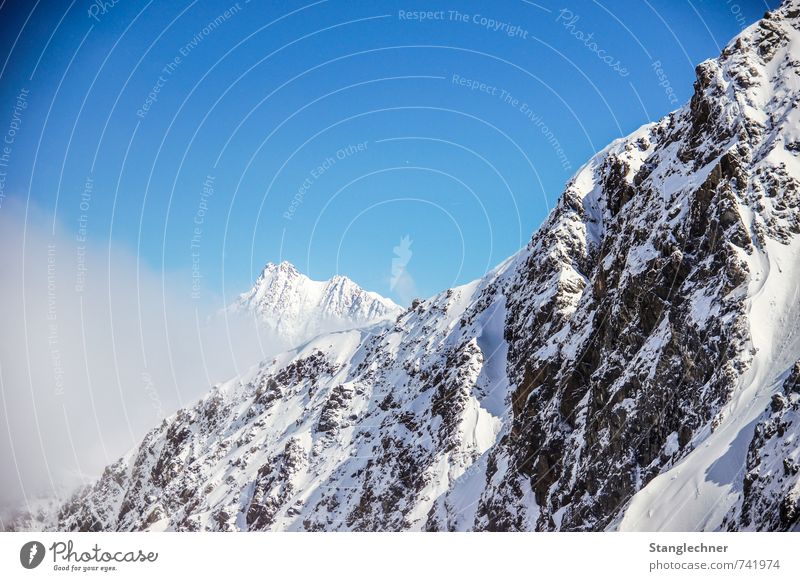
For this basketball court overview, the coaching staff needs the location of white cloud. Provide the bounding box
[0,201,287,521]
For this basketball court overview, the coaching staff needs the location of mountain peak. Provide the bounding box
[260,260,299,277]
[232,262,402,347]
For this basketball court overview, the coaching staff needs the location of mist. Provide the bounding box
[0,201,289,523]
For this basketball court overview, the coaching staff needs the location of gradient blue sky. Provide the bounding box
[0,0,776,306]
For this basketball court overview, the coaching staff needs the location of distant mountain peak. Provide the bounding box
[231,261,402,346]
[259,260,299,276]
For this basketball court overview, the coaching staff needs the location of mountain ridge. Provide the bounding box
[229,260,403,348]
[11,0,800,532]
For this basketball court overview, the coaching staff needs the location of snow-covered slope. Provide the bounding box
[229,261,402,346]
[12,0,800,532]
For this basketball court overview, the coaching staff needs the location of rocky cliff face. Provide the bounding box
[480,3,800,531]
[14,1,800,532]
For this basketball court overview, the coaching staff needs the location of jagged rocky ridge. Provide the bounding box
[15,1,800,531]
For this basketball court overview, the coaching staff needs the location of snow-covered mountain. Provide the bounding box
[13,0,800,532]
[229,261,403,346]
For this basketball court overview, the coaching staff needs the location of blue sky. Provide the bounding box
[0,0,776,306]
